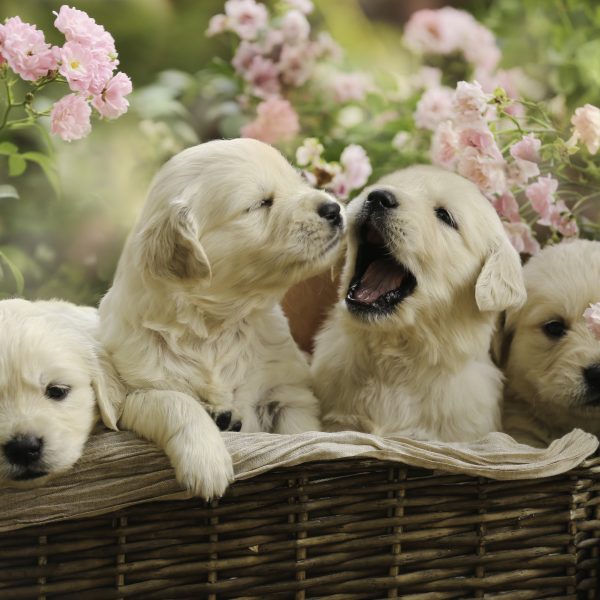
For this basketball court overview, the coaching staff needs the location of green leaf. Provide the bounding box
[0,251,24,295]
[20,151,60,196]
[0,184,19,200]
[8,154,26,177]
[0,142,18,156]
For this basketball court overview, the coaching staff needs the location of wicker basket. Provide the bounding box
[2,454,600,599]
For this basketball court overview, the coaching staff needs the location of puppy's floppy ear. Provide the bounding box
[137,198,211,282]
[91,347,125,431]
[476,238,526,312]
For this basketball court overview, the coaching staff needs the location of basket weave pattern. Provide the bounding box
[2,457,600,599]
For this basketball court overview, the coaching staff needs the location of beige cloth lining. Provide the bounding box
[1,428,597,533]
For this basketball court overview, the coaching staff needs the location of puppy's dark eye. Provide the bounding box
[45,385,70,401]
[435,207,458,230]
[542,319,568,340]
[260,197,274,208]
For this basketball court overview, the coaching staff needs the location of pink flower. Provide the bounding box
[452,80,491,126]
[313,31,343,62]
[0,16,58,81]
[570,104,600,155]
[54,5,116,54]
[525,175,558,224]
[503,222,540,255]
[232,41,261,73]
[414,86,454,131]
[279,45,314,87]
[241,97,299,143]
[225,0,269,40]
[92,72,132,119]
[492,191,521,223]
[509,135,541,184]
[410,66,442,90]
[457,146,506,196]
[281,10,310,44]
[430,120,458,169]
[404,8,463,55]
[458,127,501,158]
[207,14,228,36]
[284,0,314,14]
[50,93,92,142]
[59,40,115,95]
[330,72,371,103]
[244,55,281,97]
[340,144,372,189]
[462,23,500,72]
[510,134,541,163]
[549,200,578,237]
[583,303,600,340]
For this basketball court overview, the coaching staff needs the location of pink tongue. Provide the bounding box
[353,259,405,304]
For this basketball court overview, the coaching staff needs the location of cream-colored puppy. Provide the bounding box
[495,240,600,446]
[99,138,345,498]
[312,165,526,442]
[0,298,122,484]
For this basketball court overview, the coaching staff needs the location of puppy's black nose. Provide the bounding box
[584,364,600,392]
[367,189,398,211]
[3,435,43,467]
[318,202,342,227]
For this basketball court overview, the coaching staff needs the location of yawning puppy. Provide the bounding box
[312,165,526,442]
[99,138,345,498]
[0,299,122,485]
[495,240,600,446]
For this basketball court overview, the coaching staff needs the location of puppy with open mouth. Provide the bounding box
[495,240,600,447]
[312,165,526,442]
[0,299,122,485]
[99,138,345,498]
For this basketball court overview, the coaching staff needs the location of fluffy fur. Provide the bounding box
[495,240,600,446]
[312,165,526,442]
[0,299,122,484]
[99,138,345,498]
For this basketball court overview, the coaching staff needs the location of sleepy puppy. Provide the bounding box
[0,299,122,484]
[312,165,526,442]
[495,240,600,447]
[99,138,345,498]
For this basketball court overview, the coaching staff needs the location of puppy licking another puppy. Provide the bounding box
[0,299,122,485]
[99,138,345,498]
[496,240,600,446]
[312,166,526,442]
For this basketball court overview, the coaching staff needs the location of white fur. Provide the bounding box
[0,298,123,484]
[99,138,345,498]
[312,165,526,442]
[496,240,600,446]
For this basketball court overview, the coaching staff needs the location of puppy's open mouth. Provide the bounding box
[346,223,417,316]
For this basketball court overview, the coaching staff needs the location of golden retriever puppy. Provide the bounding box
[312,165,526,442]
[0,299,122,484]
[495,240,600,446]
[99,138,345,498]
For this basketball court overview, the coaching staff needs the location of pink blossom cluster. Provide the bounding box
[0,6,132,142]
[569,104,600,155]
[208,0,337,101]
[295,138,372,200]
[584,303,600,341]
[404,7,500,74]
[424,80,578,254]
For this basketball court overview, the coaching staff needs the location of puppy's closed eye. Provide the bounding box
[45,384,70,401]
[542,319,568,340]
[247,197,274,212]
[435,207,458,230]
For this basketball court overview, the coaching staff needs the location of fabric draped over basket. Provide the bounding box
[1,428,597,534]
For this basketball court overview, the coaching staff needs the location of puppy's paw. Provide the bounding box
[167,427,234,500]
[210,409,243,432]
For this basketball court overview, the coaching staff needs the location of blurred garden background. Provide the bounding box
[1,0,599,304]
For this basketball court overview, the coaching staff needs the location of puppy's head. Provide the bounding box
[342,165,525,330]
[497,240,600,414]
[0,299,122,484]
[134,138,345,296]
